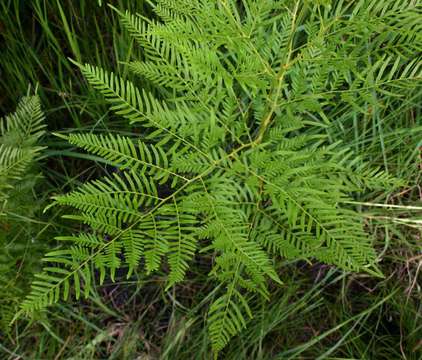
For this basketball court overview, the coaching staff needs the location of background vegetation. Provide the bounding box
[0,1,421,359]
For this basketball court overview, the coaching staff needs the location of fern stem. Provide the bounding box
[254,1,300,144]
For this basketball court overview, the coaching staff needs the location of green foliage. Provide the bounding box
[0,95,46,332]
[0,96,45,200]
[21,0,420,355]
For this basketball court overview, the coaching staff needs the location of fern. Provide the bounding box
[0,95,46,332]
[0,96,45,199]
[23,1,420,355]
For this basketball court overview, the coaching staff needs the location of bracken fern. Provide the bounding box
[22,0,420,355]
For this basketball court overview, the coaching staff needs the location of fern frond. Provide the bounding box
[129,60,187,90]
[54,172,160,226]
[208,284,252,353]
[0,95,46,331]
[161,201,198,288]
[75,63,165,125]
[122,230,145,277]
[0,95,45,144]
[0,95,46,200]
[63,132,183,183]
